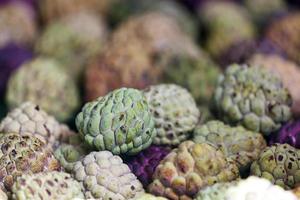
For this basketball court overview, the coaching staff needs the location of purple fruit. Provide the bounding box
[124,145,171,187]
[0,43,33,95]
[269,121,300,148]
[0,0,36,8]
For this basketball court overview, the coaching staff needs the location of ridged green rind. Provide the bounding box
[76,88,156,155]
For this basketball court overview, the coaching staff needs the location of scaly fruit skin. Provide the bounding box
[265,13,300,65]
[54,134,89,172]
[35,12,108,82]
[161,53,220,105]
[193,120,266,172]
[0,43,32,96]
[199,1,255,59]
[144,84,199,146]
[76,88,156,155]
[0,1,37,48]
[250,143,300,189]
[72,151,144,200]
[6,58,80,122]
[0,188,7,200]
[269,120,300,150]
[124,145,171,187]
[135,193,167,200]
[194,182,235,200]
[212,64,292,136]
[226,176,297,200]
[11,171,84,200]
[248,54,300,117]
[148,141,240,200]
[38,0,110,24]
[0,133,61,192]
[0,102,61,148]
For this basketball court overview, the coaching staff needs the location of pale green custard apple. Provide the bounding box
[143,84,200,146]
[54,134,89,172]
[76,88,156,155]
[72,151,144,200]
[194,182,236,200]
[250,143,300,189]
[11,171,84,200]
[212,64,292,136]
[0,102,62,148]
[193,120,267,172]
[6,58,80,122]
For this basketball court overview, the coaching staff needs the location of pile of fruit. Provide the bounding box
[1,0,300,199]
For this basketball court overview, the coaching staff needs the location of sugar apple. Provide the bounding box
[194,182,235,200]
[244,0,286,24]
[148,141,240,200]
[112,12,198,57]
[269,120,300,149]
[226,176,297,200]
[161,53,220,105]
[250,143,300,189]
[249,54,300,117]
[0,43,33,96]
[38,0,110,24]
[0,188,7,200]
[199,1,255,59]
[212,64,292,136]
[0,133,61,192]
[108,0,197,38]
[124,145,171,187]
[11,171,84,200]
[35,11,108,82]
[6,58,80,122]
[135,193,167,200]
[0,1,37,48]
[143,84,199,146]
[76,88,156,155]
[265,13,300,65]
[54,134,89,172]
[84,38,158,101]
[0,102,63,148]
[72,151,144,200]
[193,120,266,172]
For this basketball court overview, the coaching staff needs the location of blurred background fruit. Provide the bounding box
[0,43,33,96]
[264,13,300,65]
[6,58,80,122]
[0,1,37,48]
[35,11,108,83]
